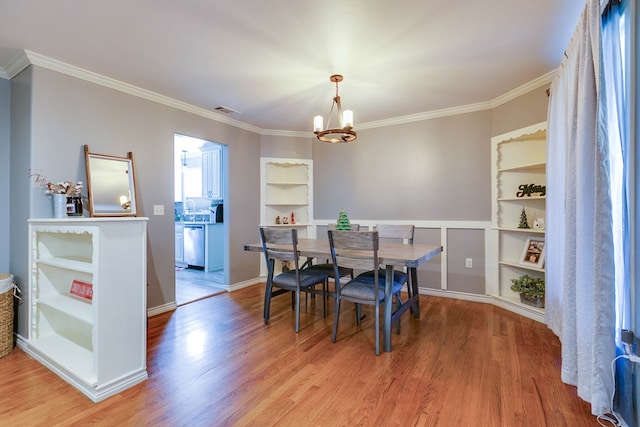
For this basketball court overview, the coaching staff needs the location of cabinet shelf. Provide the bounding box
[494,227,545,234]
[38,294,93,324]
[31,333,96,385]
[499,260,545,273]
[498,196,545,202]
[265,181,308,186]
[36,256,93,273]
[261,223,309,228]
[498,162,545,172]
[264,202,308,206]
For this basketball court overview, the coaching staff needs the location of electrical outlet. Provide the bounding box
[465,258,472,268]
[153,205,164,215]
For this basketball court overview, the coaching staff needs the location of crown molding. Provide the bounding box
[22,50,262,134]
[0,50,31,79]
[1,49,556,137]
[357,70,555,131]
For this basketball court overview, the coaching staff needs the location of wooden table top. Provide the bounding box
[244,237,442,268]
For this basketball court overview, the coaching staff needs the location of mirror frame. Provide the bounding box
[84,145,138,217]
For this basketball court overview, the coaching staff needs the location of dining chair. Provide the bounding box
[303,223,360,302]
[328,229,402,355]
[259,227,329,333]
[359,224,415,325]
[305,223,360,277]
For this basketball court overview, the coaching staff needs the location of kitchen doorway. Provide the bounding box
[174,134,228,306]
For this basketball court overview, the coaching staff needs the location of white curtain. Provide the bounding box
[546,0,617,416]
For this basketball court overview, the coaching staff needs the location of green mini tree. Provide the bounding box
[517,206,529,229]
[335,209,352,231]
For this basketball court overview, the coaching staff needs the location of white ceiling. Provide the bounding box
[0,1,584,134]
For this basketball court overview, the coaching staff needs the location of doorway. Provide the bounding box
[174,134,228,305]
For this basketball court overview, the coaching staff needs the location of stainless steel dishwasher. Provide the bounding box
[184,224,205,269]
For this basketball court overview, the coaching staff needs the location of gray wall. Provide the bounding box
[3,60,550,334]
[309,85,550,296]
[9,65,261,336]
[0,78,9,273]
[313,110,492,221]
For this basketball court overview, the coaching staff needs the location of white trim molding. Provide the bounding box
[1,49,555,138]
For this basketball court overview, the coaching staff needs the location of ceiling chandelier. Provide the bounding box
[313,74,357,143]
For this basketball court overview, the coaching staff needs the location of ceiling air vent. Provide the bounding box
[213,105,240,114]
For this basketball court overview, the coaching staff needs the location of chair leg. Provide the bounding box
[394,291,402,333]
[295,289,301,333]
[374,303,380,356]
[332,297,341,343]
[355,303,362,324]
[264,283,273,324]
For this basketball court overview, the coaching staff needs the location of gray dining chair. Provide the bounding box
[259,227,329,333]
[305,223,360,276]
[328,229,401,355]
[359,224,415,328]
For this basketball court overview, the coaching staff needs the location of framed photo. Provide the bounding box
[519,236,546,268]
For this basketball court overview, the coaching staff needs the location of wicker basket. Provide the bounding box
[0,274,15,358]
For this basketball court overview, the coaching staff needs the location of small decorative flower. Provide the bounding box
[30,170,83,196]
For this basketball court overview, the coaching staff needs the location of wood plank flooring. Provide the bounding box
[0,285,598,426]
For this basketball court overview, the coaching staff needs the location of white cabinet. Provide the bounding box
[175,222,184,264]
[183,146,222,199]
[490,122,546,322]
[205,223,224,271]
[202,147,222,199]
[21,218,148,402]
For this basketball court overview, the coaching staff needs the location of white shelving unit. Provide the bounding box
[260,157,313,233]
[259,157,313,276]
[490,122,547,322]
[19,218,148,402]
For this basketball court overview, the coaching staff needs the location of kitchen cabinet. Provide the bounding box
[175,222,184,264]
[20,218,148,402]
[205,223,224,271]
[490,122,546,322]
[183,146,222,199]
[202,146,222,199]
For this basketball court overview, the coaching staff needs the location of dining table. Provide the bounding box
[244,235,443,352]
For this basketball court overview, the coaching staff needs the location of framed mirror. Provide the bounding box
[84,145,138,217]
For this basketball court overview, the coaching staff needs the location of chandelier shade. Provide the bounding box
[313,74,357,143]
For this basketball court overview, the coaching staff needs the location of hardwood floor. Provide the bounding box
[0,285,598,426]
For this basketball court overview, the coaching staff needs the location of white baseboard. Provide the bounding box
[147,302,176,317]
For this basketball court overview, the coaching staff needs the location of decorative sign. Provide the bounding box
[70,279,93,301]
[516,184,546,198]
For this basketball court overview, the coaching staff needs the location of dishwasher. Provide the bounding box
[184,224,205,269]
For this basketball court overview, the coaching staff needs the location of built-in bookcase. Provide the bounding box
[259,157,313,276]
[490,122,547,322]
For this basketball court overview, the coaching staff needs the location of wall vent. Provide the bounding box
[213,105,240,114]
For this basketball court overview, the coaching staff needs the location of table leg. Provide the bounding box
[384,264,393,352]
[410,267,420,318]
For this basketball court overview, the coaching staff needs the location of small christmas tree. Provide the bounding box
[518,206,530,229]
[335,209,352,231]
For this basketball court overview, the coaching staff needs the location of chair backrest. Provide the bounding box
[328,223,360,231]
[374,224,414,244]
[328,230,379,278]
[259,227,301,275]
